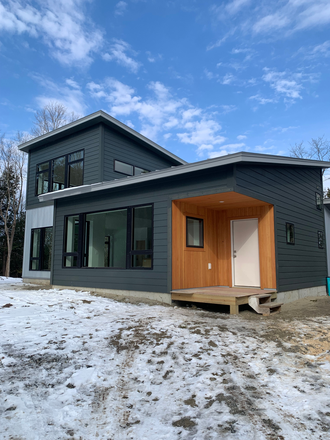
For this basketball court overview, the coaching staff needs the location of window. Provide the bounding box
[84,209,127,268]
[114,160,148,176]
[186,217,204,248]
[63,215,80,267]
[63,204,153,270]
[30,227,53,271]
[316,192,322,210]
[286,223,295,245]
[36,162,50,195]
[36,150,84,195]
[318,231,324,249]
[131,205,153,268]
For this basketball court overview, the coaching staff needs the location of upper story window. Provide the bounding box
[36,150,84,196]
[114,159,148,176]
[316,192,322,210]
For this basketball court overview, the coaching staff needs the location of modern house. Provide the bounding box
[19,110,329,312]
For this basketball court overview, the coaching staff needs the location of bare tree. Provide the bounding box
[290,136,330,162]
[31,102,80,137]
[0,133,26,277]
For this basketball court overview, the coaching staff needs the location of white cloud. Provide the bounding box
[196,144,214,157]
[0,0,103,66]
[221,105,237,114]
[262,69,302,99]
[115,1,127,16]
[220,73,235,85]
[87,78,226,155]
[249,94,276,105]
[33,74,86,115]
[103,39,141,73]
[208,142,245,158]
[237,135,247,140]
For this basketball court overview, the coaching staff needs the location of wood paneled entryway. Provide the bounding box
[172,191,276,290]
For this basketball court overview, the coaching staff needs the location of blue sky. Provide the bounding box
[1,0,330,163]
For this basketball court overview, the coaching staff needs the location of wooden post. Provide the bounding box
[230,304,239,315]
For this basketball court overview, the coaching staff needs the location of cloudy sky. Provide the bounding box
[0,0,330,162]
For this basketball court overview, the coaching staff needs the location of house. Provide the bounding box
[323,198,330,278]
[19,110,330,313]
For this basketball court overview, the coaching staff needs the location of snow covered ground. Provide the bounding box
[1,278,330,440]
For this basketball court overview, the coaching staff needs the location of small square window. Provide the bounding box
[186,217,204,248]
[286,223,295,245]
[316,192,322,210]
[318,231,324,249]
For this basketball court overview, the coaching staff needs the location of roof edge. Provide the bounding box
[18,110,186,165]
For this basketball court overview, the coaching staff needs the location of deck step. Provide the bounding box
[248,295,283,316]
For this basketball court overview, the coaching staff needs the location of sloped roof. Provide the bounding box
[38,151,330,203]
[18,110,186,166]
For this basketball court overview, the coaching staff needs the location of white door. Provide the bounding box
[232,219,260,287]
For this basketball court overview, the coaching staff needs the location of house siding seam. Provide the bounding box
[52,168,234,293]
[103,126,176,182]
[235,164,326,292]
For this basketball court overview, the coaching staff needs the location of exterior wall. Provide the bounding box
[52,167,234,293]
[26,126,102,209]
[22,205,54,280]
[103,126,177,182]
[324,205,330,276]
[235,164,326,293]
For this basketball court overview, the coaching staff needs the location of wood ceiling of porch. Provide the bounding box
[175,191,270,211]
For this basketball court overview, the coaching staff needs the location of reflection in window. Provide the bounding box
[36,162,49,195]
[64,215,79,267]
[114,159,148,176]
[68,151,84,187]
[52,156,66,191]
[286,223,295,245]
[30,227,52,271]
[186,217,204,248]
[318,231,324,249]
[84,209,127,268]
[316,192,322,210]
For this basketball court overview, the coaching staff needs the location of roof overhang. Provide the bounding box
[38,151,330,203]
[18,110,186,166]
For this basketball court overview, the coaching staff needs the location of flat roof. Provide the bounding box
[38,151,330,203]
[18,110,186,166]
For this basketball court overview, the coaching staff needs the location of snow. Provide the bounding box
[1,280,330,439]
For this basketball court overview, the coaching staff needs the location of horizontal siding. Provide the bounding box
[26,126,101,209]
[103,126,176,181]
[52,167,234,293]
[235,164,326,292]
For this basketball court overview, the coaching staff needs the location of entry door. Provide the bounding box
[232,219,260,287]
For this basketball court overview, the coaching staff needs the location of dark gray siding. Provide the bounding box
[103,126,177,182]
[26,126,101,209]
[235,164,326,292]
[52,167,234,293]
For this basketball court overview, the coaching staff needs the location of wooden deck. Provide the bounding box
[171,286,277,315]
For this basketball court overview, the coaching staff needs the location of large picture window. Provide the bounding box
[30,227,53,271]
[36,150,84,195]
[63,204,153,270]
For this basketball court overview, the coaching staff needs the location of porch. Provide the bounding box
[171,191,277,313]
[171,286,277,314]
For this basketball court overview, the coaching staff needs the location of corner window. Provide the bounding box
[36,149,84,195]
[316,192,322,210]
[286,223,295,245]
[63,204,153,270]
[114,160,148,176]
[318,231,324,249]
[30,227,53,271]
[186,216,204,248]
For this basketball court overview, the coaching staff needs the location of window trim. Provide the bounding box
[35,149,84,196]
[286,222,295,245]
[186,216,204,249]
[113,159,149,177]
[30,227,53,271]
[62,203,154,270]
